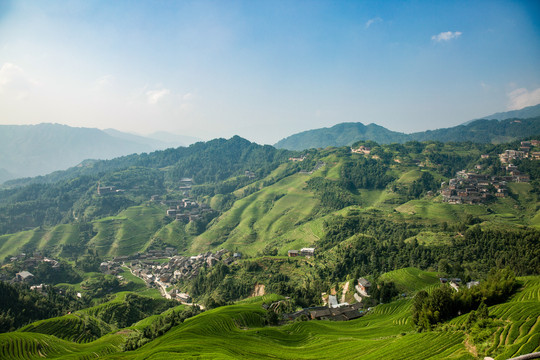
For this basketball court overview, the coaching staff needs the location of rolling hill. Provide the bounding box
[274,116,540,151]
[0,135,538,359]
[0,271,537,359]
[0,124,198,182]
[481,103,540,121]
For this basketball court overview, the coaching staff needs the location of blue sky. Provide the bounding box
[1,0,539,144]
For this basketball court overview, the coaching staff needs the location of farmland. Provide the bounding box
[0,271,537,359]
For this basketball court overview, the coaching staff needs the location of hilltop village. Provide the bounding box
[115,249,241,301]
[440,141,538,204]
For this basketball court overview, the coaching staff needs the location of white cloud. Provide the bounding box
[431,31,462,42]
[182,92,193,101]
[93,75,114,89]
[0,62,38,100]
[146,88,170,104]
[365,17,382,29]
[507,87,540,110]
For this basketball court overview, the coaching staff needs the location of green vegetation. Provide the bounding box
[0,270,537,359]
[412,268,517,331]
[274,116,540,150]
[0,135,539,358]
[0,282,87,332]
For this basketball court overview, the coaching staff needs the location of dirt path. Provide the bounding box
[251,284,265,297]
[156,280,172,299]
[341,281,349,303]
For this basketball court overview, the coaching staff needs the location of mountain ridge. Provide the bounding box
[274,115,540,151]
[0,123,199,182]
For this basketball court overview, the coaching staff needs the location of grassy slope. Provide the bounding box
[448,276,540,359]
[1,270,538,359]
[116,274,540,360]
[489,276,540,359]
[151,220,190,252]
[89,205,166,257]
[18,314,113,343]
[0,205,167,260]
[111,270,471,360]
[0,332,125,360]
[378,267,440,293]
[190,172,321,256]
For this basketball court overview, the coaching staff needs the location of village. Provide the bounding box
[440,141,538,205]
[3,253,61,283]
[107,249,243,303]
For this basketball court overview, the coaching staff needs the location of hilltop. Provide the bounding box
[0,124,199,182]
[274,113,540,151]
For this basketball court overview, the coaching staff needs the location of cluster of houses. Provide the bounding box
[283,302,366,322]
[164,198,214,222]
[112,248,178,263]
[244,170,256,179]
[99,260,122,275]
[5,254,62,283]
[125,249,240,291]
[351,145,371,155]
[287,248,315,257]
[499,140,540,163]
[281,277,372,322]
[97,183,125,195]
[289,156,306,162]
[441,164,531,204]
[439,277,479,292]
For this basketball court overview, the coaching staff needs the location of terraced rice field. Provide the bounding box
[1,273,538,359]
[378,267,440,293]
[488,277,540,359]
[19,314,112,343]
[191,172,321,255]
[0,332,124,360]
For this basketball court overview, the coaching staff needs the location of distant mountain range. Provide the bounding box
[0,124,200,182]
[481,103,540,121]
[2,104,539,182]
[274,104,540,150]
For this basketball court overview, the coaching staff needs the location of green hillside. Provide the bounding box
[0,205,169,261]
[378,267,440,293]
[275,122,409,150]
[191,172,321,255]
[18,314,113,343]
[1,270,536,359]
[89,205,167,257]
[274,117,540,150]
[0,137,539,359]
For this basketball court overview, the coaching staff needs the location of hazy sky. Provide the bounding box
[1,0,539,144]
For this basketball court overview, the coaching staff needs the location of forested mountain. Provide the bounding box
[1,134,538,263]
[409,117,540,143]
[0,136,290,235]
[274,122,409,151]
[480,103,540,121]
[274,115,540,150]
[0,124,198,182]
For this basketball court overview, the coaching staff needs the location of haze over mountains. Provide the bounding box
[1,104,539,184]
[0,124,200,183]
[274,104,540,150]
